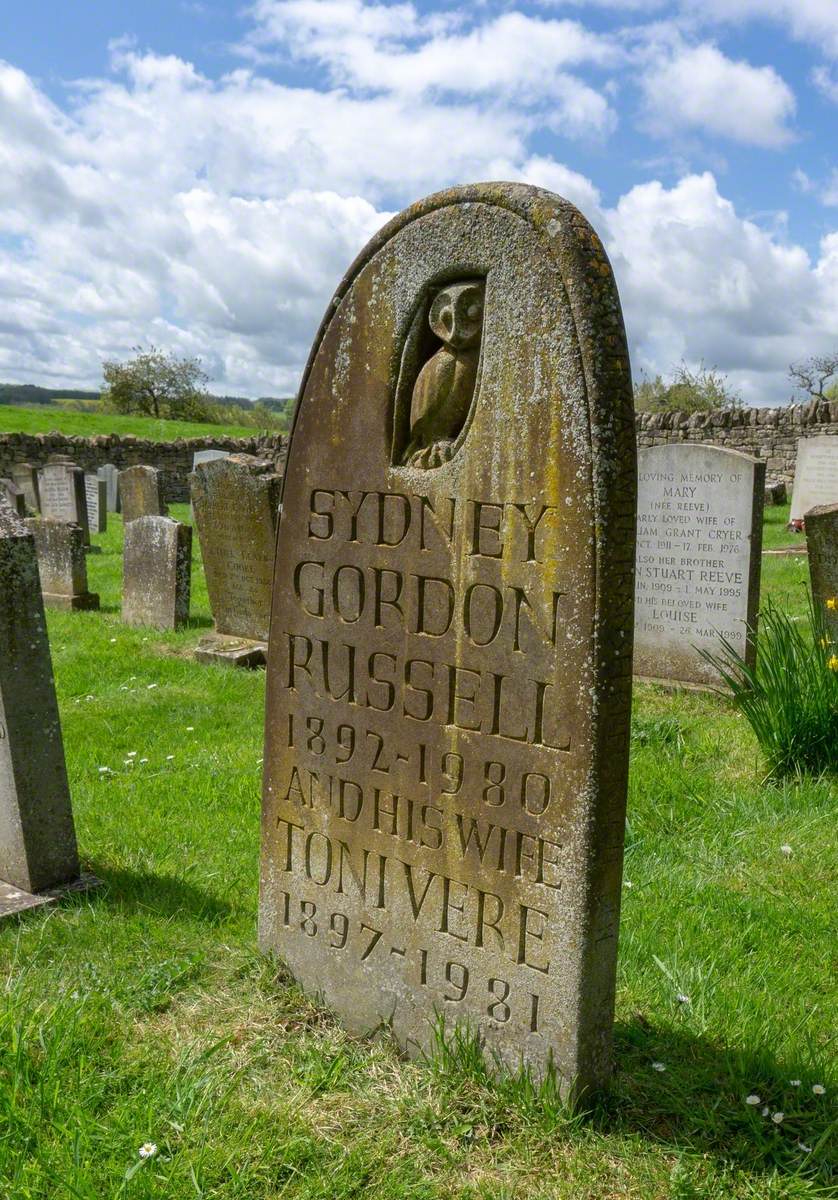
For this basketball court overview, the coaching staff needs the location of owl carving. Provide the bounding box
[401,280,484,469]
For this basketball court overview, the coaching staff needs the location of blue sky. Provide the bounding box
[1,0,836,403]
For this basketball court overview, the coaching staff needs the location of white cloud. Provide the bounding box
[823,170,838,206]
[812,64,838,102]
[640,42,796,147]
[681,1,838,60]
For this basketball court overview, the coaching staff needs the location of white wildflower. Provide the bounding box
[651,1061,666,1072]
[139,757,148,764]
[186,726,194,731]
[762,1106,770,1116]
[790,1079,801,1087]
[772,1112,784,1124]
[779,844,792,856]
[812,1084,826,1095]
[147,683,158,690]
[97,766,110,774]
[110,637,117,643]
[138,1142,157,1159]
[166,754,174,761]
[676,993,690,1004]
[745,1094,760,1105]
[797,1141,812,1153]
[127,751,137,758]
[624,880,633,888]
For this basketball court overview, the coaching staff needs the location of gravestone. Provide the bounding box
[259,183,636,1098]
[1,480,26,517]
[191,454,282,666]
[790,437,838,522]
[0,507,82,913]
[192,449,230,470]
[634,445,764,686]
[84,475,107,534]
[805,503,838,643]
[27,520,99,610]
[97,464,120,513]
[11,463,39,512]
[119,466,167,524]
[37,461,90,545]
[122,517,192,630]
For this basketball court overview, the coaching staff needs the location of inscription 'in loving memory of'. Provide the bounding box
[271,486,577,1031]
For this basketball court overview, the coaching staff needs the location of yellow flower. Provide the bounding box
[827,597,838,611]
[828,655,838,672]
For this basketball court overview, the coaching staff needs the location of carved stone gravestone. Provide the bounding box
[634,445,764,686]
[122,516,192,630]
[259,183,636,1098]
[1,480,26,517]
[806,503,838,643]
[97,464,120,513]
[26,520,99,611]
[790,437,838,523]
[0,507,82,914]
[11,463,39,513]
[191,454,283,666]
[119,465,167,524]
[37,461,90,545]
[84,475,107,535]
[192,449,230,470]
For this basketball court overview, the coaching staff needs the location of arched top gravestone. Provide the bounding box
[260,183,636,1097]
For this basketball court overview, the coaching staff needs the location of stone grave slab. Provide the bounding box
[26,520,99,611]
[37,461,90,545]
[0,507,82,900]
[192,449,230,470]
[122,516,192,629]
[806,503,838,643]
[11,464,39,512]
[190,454,282,667]
[634,445,764,686]
[119,465,167,524]
[98,463,120,513]
[790,437,838,522]
[1,479,26,517]
[259,183,636,1098]
[84,474,107,534]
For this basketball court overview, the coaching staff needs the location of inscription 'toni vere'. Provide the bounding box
[260,184,636,1097]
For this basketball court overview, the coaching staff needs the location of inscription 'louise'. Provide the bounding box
[260,183,636,1100]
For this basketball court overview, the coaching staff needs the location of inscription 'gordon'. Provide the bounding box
[259,183,635,1098]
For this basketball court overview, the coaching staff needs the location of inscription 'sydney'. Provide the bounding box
[260,184,636,1098]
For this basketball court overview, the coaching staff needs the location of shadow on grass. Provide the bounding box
[76,862,234,924]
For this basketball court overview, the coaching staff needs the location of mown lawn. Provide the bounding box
[0,507,834,1199]
[0,404,263,441]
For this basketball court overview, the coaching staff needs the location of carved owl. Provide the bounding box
[402,280,484,469]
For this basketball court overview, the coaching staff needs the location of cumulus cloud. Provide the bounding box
[682,0,838,60]
[640,42,796,147]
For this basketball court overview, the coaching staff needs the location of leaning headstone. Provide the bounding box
[84,475,107,535]
[634,445,764,686]
[26,520,99,611]
[790,436,838,523]
[192,449,230,470]
[806,503,838,643]
[97,464,120,513]
[191,454,282,666]
[0,507,82,913]
[11,463,39,512]
[119,465,167,524]
[1,479,26,517]
[259,183,636,1098]
[122,517,192,630]
[37,461,90,545]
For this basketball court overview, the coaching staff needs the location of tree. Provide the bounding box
[633,362,742,414]
[788,353,838,403]
[101,346,212,420]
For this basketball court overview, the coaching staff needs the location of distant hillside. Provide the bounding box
[0,383,101,405]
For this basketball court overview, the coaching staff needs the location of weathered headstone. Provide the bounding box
[122,516,192,630]
[0,508,81,910]
[37,461,90,545]
[26,520,99,611]
[11,463,39,512]
[790,436,838,523]
[191,454,282,666]
[192,449,230,470]
[806,503,838,643]
[259,183,636,1097]
[84,475,107,534]
[1,479,26,517]
[97,464,120,513]
[634,445,764,686]
[119,465,167,524]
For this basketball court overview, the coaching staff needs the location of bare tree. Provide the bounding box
[788,353,838,402]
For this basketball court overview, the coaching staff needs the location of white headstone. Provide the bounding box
[789,437,838,522]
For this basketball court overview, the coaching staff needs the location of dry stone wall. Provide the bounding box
[0,431,285,503]
[636,399,838,485]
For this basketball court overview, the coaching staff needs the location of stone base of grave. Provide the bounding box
[194,633,268,668]
[0,873,101,921]
[42,591,100,611]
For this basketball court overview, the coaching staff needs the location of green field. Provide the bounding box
[0,404,263,441]
[0,506,834,1199]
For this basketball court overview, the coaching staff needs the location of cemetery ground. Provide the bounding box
[0,404,258,441]
[0,504,834,1200]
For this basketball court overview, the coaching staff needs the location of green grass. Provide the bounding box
[0,404,260,441]
[0,508,834,1199]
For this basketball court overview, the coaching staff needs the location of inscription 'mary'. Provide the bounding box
[259,183,636,1098]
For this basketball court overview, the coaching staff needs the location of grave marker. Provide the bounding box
[634,444,764,686]
[11,464,39,512]
[84,475,107,534]
[191,454,282,666]
[259,183,636,1097]
[27,520,99,610]
[805,503,838,643]
[97,464,120,513]
[192,449,230,470]
[37,461,90,545]
[0,507,81,909]
[122,516,192,630]
[790,437,838,523]
[1,479,26,517]
[119,466,167,524]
